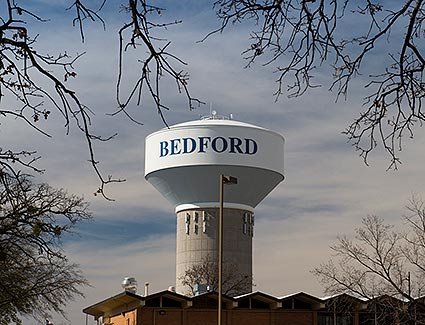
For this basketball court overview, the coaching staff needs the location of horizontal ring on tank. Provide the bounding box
[175,202,254,214]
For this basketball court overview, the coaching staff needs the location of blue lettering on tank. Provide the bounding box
[229,137,243,153]
[160,141,169,157]
[159,136,258,157]
[170,139,181,155]
[245,138,257,155]
[211,136,228,153]
[183,137,196,154]
[198,136,211,153]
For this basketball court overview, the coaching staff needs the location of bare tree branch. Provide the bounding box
[113,0,204,127]
[179,255,253,297]
[211,0,425,168]
[0,0,126,200]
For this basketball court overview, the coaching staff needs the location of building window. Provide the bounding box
[185,212,190,235]
[318,314,353,325]
[193,212,199,234]
[202,211,207,233]
[318,315,332,325]
[243,213,248,234]
[243,212,254,237]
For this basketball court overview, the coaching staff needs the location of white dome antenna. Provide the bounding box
[122,277,138,294]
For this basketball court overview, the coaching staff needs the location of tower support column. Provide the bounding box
[175,207,254,296]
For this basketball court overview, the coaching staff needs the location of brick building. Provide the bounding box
[83,289,425,325]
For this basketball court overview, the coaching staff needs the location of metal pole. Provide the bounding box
[218,174,224,325]
[218,175,237,325]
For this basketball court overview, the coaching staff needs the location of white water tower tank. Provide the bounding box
[145,116,284,295]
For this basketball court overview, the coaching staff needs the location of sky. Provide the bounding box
[1,1,425,324]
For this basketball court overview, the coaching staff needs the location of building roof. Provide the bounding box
[83,291,144,319]
[235,291,282,309]
[83,290,194,320]
[144,289,193,308]
[85,289,423,320]
[192,291,238,309]
[280,292,325,310]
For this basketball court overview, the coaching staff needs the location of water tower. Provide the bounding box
[144,114,284,295]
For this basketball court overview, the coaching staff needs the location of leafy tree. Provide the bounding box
[312,196,425,324]
[1,1,424,199]
[179,255,253,297]
[0,171,91,324]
